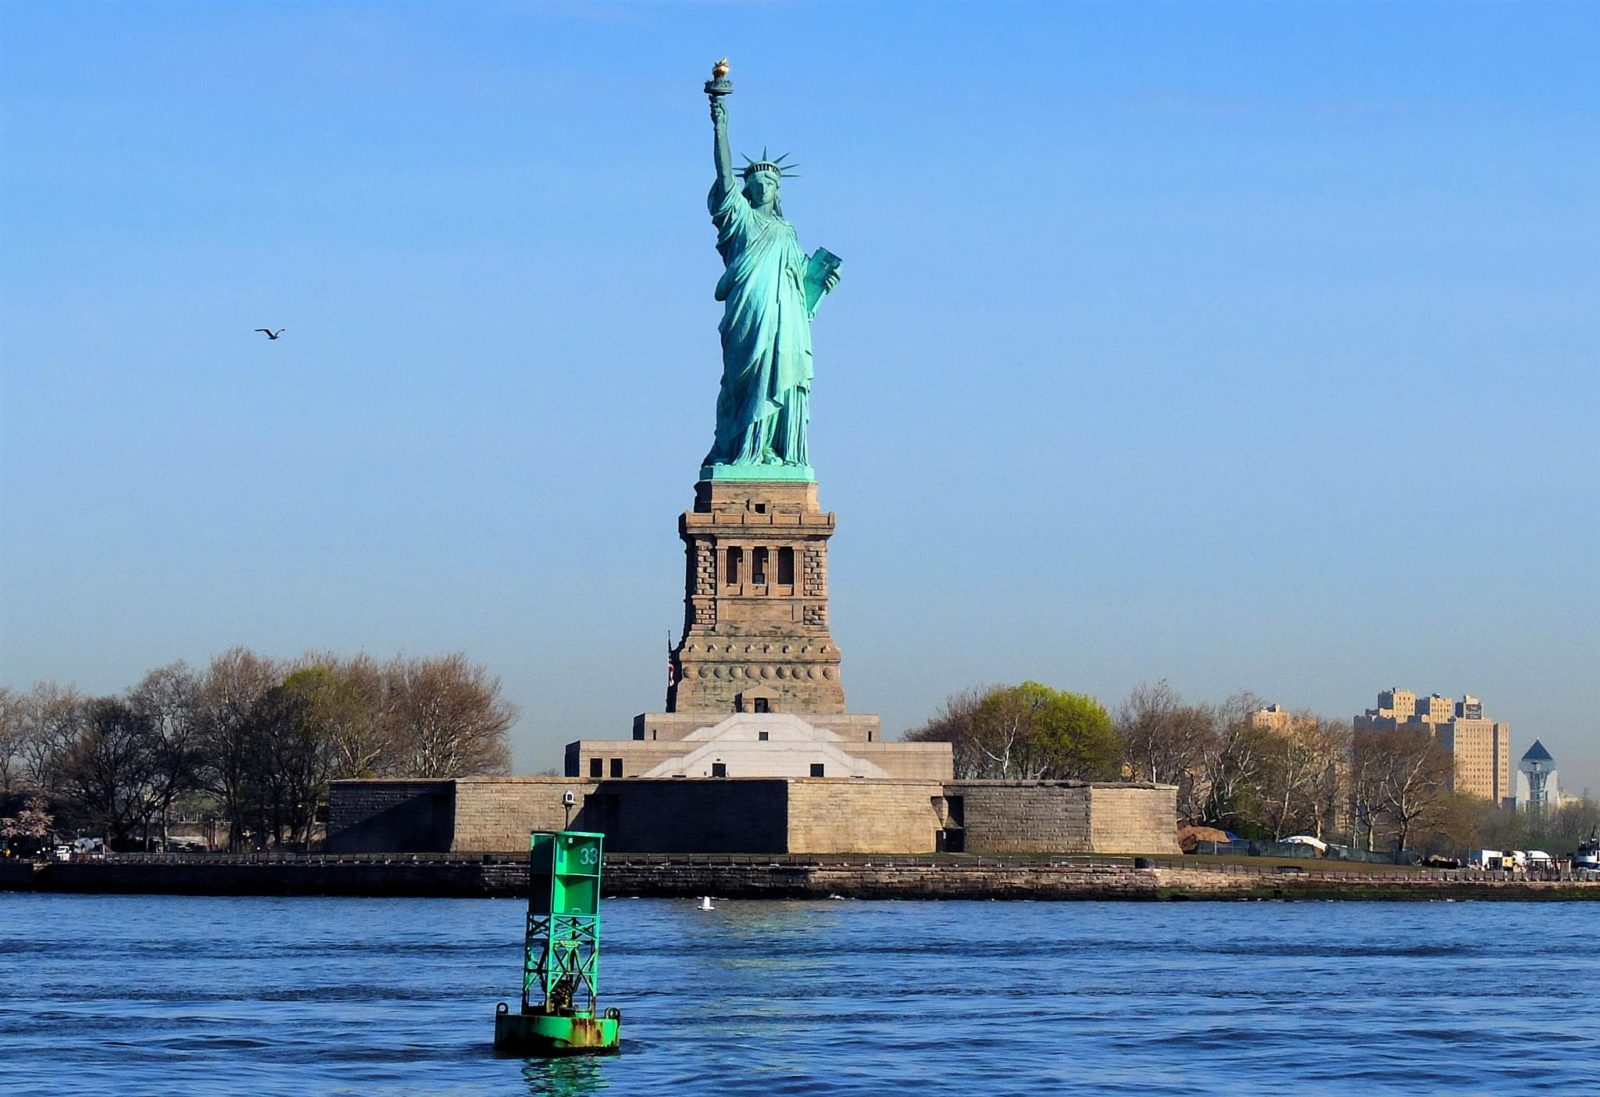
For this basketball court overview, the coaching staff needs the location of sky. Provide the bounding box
[2,1,1596,792]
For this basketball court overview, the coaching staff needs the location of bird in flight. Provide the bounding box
[254,328,284,340]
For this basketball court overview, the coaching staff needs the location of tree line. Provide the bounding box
[907,679,1598,857]
[0,647,516,851]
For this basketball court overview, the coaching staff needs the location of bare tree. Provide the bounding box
[0,687,24,794]
[10,647,524,848]
[319,653,394,779]
[1544,798,1600,853]
[1306,719,1351,841]
[1353,725,1453,859]
[1348,734,1382,851]
[258,663,371,846]
[1257,715,1349,840]
[1197,691,1272,831]
[904,686,989,777]
[383,654,515,778]
[56,697,160,845]
[128,663,204,848]
[1115,681,1215,823]
[16,682,85,793]
[196,648,280,849]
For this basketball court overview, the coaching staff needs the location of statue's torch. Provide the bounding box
[705,57,732,98]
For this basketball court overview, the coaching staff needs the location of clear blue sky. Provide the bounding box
[3,1,1596,792]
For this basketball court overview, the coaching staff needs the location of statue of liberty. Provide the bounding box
[701,60,841,479]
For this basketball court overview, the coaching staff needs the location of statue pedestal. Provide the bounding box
[669,478,846,715]
[699,462,815,483]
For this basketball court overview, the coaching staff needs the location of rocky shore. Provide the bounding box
[3,853,1596,901]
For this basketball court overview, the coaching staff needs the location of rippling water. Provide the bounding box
[1,893,1594,1095]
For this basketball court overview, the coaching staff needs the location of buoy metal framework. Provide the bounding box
[493,829,621,1055]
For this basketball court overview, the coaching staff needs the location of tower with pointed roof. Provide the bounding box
[1517,739,1560,811]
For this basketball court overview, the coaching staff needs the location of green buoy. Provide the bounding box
[494,829,622,1055]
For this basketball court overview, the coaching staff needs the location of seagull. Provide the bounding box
[698,896,715,911]
[254,328,284,340]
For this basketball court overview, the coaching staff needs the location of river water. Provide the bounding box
[1,893,1594,1095]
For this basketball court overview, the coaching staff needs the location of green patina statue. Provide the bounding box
[701,60,841,482]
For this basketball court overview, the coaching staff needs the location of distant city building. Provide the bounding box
[1356,688,1511,802]
[1246,703,1295,734]
[1419,693,1455,724]
[1515,740,1563,812]
[1375,688,1416,721]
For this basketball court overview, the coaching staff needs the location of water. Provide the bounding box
[1,894,1594,1095]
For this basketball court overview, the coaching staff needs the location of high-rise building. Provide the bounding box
[1370,688,1416,724]
[1356,689,1512,802]
[1434,718,1512,804]
[1417,693,1455,725]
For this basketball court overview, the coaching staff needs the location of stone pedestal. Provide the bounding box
[668,479,846,714]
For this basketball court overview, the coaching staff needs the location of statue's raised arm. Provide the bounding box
[699,61,840,481]
[708,59,736,199]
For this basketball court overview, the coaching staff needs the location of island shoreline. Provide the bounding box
[4,855,1596,901]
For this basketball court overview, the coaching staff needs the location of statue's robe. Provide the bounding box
[704,180,813,468]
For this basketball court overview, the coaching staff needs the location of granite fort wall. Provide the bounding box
[948,781,1091,853]
[1088,785,1181,854]
[326,777,1179,856]
[325,780,456,854]
[949,781,1180,855]
[591,779,790,853]
[785,779,944,853]
[451,777,596,852]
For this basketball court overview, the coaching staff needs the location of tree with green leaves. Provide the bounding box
[255,666,349,848]
[319,653,392,779]
[907,682,1118,781]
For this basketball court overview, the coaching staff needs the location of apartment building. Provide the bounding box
[1356,689,1511,802]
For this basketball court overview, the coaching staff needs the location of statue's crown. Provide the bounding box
[741,148,800,180]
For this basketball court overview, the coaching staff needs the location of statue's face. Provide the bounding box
[744,172,780,210]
